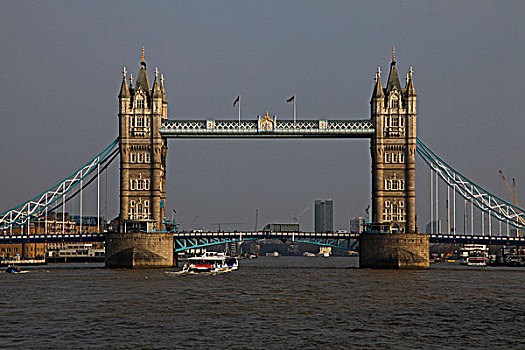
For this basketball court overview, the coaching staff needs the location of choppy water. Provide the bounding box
[1,257,524,349]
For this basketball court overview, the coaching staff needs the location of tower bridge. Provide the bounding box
[110,46,421,268]
[2,47,524,268]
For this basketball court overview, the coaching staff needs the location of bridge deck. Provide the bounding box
[2,231,524,246]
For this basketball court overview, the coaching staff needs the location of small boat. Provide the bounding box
[182,252,238,273]
[6,265,21,273]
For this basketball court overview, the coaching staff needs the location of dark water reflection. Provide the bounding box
[1,257,524,349]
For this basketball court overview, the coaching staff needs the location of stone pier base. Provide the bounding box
[359,232,429,269]
[105,232,174,268]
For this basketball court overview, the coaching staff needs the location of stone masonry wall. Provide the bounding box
[105,232,174,268]
[359,232,429,269]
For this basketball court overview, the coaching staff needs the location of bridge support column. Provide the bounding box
[359,232,429,269]
[105,232,174,268]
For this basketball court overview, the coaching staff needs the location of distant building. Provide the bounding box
[425,220,442,234]
[349,217,365,233]
[314,199,333,233]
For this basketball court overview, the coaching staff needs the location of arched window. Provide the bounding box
[392,180,398,190]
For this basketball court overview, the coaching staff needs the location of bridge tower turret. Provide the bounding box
[118,48,168,233]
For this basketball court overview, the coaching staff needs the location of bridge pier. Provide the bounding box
[105,232,174,268]
[359,232,429,269]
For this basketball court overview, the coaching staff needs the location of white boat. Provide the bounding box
[459,244,488,266]
[182,252,238,273]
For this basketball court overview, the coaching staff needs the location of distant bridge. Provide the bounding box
[3,231,524,248]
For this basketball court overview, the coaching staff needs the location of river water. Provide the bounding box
[1,257,524,349]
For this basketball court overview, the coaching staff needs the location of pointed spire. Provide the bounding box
[406,66,416,96]
[119,67,130,98]
[392,45,395,63]
[372,67,384,98]
[386,46,401,93]
[135,47,151,93]
[152,67,162,98]
[160,74,167,102]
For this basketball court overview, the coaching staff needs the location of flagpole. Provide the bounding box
[238,94,241,127]
[293,94,296,124]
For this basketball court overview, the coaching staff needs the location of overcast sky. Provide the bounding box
[1,1,524,232]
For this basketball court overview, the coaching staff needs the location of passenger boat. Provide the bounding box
[459,244,488,266]
[182,252,239,273]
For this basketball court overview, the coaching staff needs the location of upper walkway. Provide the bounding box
[160,118,374,138]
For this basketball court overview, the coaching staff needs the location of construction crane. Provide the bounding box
[499,170,518,206]
[187,215,200,231]
[210,222,244,231]
[293,206,309,223]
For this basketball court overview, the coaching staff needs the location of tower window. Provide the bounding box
[130,153,136,163]
[145,153,150,163]
[385,153,391,163]
[138,153,143,163]
[391,99,399,109]
[399,153,405,163]
[392,153,397,163]
[136,99,144,109]
[392,180,398,190]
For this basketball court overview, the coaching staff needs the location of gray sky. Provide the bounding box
[1,1,524,232]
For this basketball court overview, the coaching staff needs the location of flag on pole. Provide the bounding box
[286,95,295,103]
[233,95,240,107]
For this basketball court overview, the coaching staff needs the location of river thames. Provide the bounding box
[1,257,524,349]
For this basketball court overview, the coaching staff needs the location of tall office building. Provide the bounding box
[314,200,334,233]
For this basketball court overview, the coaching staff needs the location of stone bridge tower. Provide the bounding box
[106,48,173,268]
[370,47,417,234]
[361,47,429,268]
[118,48,168,232]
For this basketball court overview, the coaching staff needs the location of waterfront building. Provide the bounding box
[314,199,334,233]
